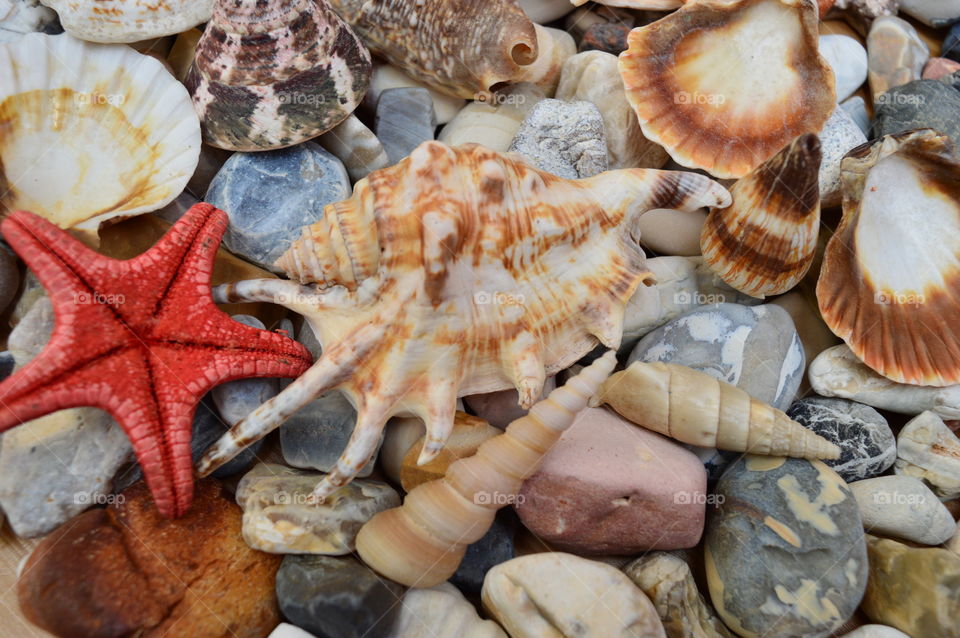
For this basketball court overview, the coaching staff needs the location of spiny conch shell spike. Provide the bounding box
[589,361,840,459]
[195,141,731,499]
[817,129,960,387]
[327,0,538,99]
[700,133,822,299]
[185,0,371,151]
[618,0,835,178]
[355,350,617,588]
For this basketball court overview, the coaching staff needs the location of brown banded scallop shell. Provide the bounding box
[327,0,539,99]
[196,141,731,498]
[618,0,835,178]
[818,129,960,387]
[0,33,200,234]
[185,0,371,152]
[40,0,214,43]
[700,134,822,298]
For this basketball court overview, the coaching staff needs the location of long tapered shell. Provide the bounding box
[590,361,840,459]
[817,129,960,387]
[40,0,214,43]
[327,0,538,99]
[356,351,617,588]
[618,0,835,179]
[700,134,822,299]
[0,33,200,233]
[185,0,371,151]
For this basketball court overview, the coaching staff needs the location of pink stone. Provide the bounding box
[463,376,557,429]
[516,407,706,555]
[923,57,960,80]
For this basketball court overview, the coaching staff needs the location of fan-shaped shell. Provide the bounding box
[327,0,539,99]
[618,0,835,179]
[0,33,200,232]
[39,0,214,43]
[701,134,822,298]
[197,141,731,498]
[818,129,960,387]
[185,0,371,151]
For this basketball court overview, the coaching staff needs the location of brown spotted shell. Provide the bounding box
[618,0,836,179]
[818,129,960,387]
[701,134,822,298]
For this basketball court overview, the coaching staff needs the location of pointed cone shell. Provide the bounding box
[327,0,538,99]
[0,33,200,232]
[356,351,617,588]
[701,134,822,298]
[817,129,960,387]
[41,0,214,43]
[197,141,730,499]
[618,0,835,178]
[185,0,371,151]
[591,361,840,459]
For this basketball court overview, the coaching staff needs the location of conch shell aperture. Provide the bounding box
[196,141,731,498]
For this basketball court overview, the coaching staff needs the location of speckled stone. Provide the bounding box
[874,80,960,141]
[276,554,403,638]
[629,303,805,411]
[786,397,895,482]
[450,509,518,596]
[818,105,868,208]
[841,95,872,135]
[374,87,437,166]
[508,98,608,179]
[705,457,868,638]
[235,463,399,554]
[867,16,929,101]
[205,142,350,271]
[894,410,960,499]
[820,35,868,102]
[390,582,507,638]
[861,536,960,638]
[848,475,956,545]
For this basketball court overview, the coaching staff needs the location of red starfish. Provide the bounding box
[0,203,312,518]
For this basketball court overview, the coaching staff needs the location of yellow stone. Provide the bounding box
[400,412,500,491]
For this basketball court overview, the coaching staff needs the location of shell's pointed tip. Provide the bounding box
[194,453,217,478]
[311,479,336,502]
[416,445,441,466]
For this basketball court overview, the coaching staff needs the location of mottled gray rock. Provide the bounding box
[706,456,868,638]
[874,80,960,141]
[508,98,608,179]
[894,410,960,499]
[629,303,804,411]
[787,397,895,482]
[276,554,404,638]
[849,475,956,545]
[317,114,389,182]
[212,315,281,427]
[0,0,59,42]
[450,509,517,595]
[841,95,872,135]
[374,87,437,166]
[819,106,868,208]
[205,142,350,270]
[8,294,53,367]
[0,351,14,381]
[820,35,868,102]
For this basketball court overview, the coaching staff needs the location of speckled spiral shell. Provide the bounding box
[701,134,822,298]
[40,0,214,43]
[197,141,731,498]
[356,351,617,588]
[619,0,835,178]
[327,0,538,99]
[818,129,960,387]
[591,361,841,458]
[185,0,371,151]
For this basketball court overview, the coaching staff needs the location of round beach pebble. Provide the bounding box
[705,456,868,638]
[848,475,956,545]
[820,34,868,102]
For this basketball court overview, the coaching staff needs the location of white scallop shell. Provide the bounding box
[0,33,200,231]
[39,0,213,43]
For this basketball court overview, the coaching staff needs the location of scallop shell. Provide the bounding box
[817,129,960,387]
[185,0,371,152]
[196,141,731,497]
[0,33,200,232]
[618,0,836,179]
[700,134,822,298]
[40,0,214,43]
[327,0,539,99]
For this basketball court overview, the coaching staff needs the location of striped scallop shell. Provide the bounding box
[185,0,371,151]
[327,0,539,99]
[700,134,822,298]
[818,129,960,387]
[618,0,835,178]
[40,0,213,43]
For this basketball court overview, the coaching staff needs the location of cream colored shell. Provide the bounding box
[40,0,213,43]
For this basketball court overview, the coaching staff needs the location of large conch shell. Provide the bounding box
[818,129,960,387]
[185,0,371,151]
[196,141,731,497]
[327,0,539,99]
[356,351,617,588]
[618,0,835,178]
[0,33,200,234]
[40,0,214,43]
[590,361,841,458]
[700,134,822,299]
